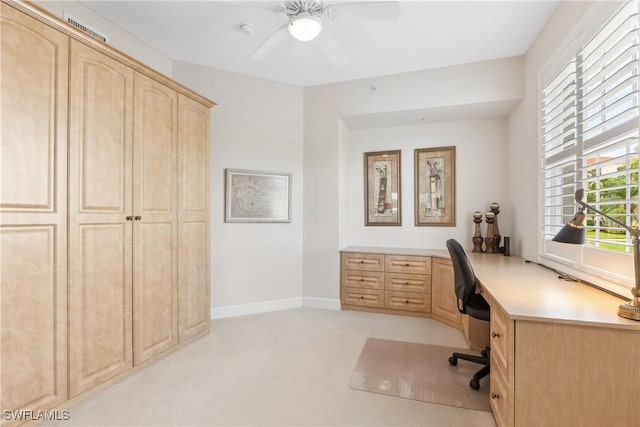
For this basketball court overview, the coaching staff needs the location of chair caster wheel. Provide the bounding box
[469,378,480,390]
[448,356,457,366]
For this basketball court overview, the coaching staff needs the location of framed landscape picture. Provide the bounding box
[224,169,292,223]
[414,146,456,226]
[364,150,401,226]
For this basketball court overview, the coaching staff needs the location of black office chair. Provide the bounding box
[445,238,491,390]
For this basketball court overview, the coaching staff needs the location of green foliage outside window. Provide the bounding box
[585,157,638,252]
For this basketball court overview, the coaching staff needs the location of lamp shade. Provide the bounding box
[287,13,322,41]
[552,209,586,244]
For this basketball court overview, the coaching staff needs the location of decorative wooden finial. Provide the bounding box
[472,211,484,252]
[485,212,499,254]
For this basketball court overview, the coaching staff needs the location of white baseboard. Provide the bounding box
[211,297,302,320]
[210,296,341,319]
[302,297,341,310]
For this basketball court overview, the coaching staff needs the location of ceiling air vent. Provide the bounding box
[63,12,108,43]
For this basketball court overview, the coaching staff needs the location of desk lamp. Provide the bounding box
[552,189,640,321]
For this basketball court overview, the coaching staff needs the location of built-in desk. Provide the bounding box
[341,247,640,426]
[466,253,640,427]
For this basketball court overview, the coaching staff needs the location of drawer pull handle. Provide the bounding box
[360,261,365,264]
[360,296,364,299]
[405,263,410,267]
[360,279,364,281]
[491,393,500,400]
[405,300,410,303]
[491,332,500,338]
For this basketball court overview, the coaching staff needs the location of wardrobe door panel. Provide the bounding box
[68,39,134,397]
[132,73,178,364]
[0,3,67,213]
[0,226,67,422]
[178,221,209,338]
[0,2,69,420]
[177,95,210,341]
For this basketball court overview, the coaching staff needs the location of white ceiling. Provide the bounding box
[81,0,559,87]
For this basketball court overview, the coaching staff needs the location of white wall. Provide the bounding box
[343,119,509,249]
[171,62,304,317]
[304,57,524,301]
[34,1,173,76]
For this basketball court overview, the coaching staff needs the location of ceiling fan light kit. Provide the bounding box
[288,13,323,41]
[251,1,400,65]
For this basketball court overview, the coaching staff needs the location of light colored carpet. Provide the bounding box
[349,337,491,412]
[44,308,496,426]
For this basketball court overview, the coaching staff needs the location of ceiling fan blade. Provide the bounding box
[251,25,288,60]
[316,31,348,66]
[328,1,401,20]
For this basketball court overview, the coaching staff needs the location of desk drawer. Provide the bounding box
[490,304,514,383]
[490,366,514,427]
[341,252,384,272]
[341,270,384,289]
[385,273,431,293]
[384,291,431,312]
[385,255,431,274]
[341,287,384,308]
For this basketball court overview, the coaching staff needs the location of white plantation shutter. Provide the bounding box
[541,0,639,285]
[542,60,578,239]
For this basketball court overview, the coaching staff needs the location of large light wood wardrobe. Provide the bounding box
[0,1,214,424]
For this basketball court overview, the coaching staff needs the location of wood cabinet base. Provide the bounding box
[340,249,465,330]
[341,304,433,318]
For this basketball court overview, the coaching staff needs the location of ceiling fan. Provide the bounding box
[250,1,401,66]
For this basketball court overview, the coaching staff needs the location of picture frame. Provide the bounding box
[364,150,401,226]
[414,146,456,226]
[224,169,292,223]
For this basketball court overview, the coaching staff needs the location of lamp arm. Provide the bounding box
[575,194,639,238]
[574,191,640,319]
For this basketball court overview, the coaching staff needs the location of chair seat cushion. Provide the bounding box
[465,293,490,321]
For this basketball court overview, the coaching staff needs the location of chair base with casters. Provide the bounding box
[448,346,490,390]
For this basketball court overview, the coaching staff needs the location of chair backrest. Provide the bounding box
[445,239,478,314]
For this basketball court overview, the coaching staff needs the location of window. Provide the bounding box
[541,0,639,288]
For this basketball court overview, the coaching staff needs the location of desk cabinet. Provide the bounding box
[489,303,514,427]
[488,296,640,427]
[431,258,462,329]
[513,321,640,426]
[341,252,431,316]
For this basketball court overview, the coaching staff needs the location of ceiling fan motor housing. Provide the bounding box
[285,0,325,18]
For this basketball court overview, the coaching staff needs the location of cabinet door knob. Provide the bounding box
[491,392,500,399]
[359,260,364,264]
[405,263,410,267]
[134,216,142,221]
[360,296,364,299]
[126,216,133,221]
[492,332,500,338]
[405,300,409,303]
